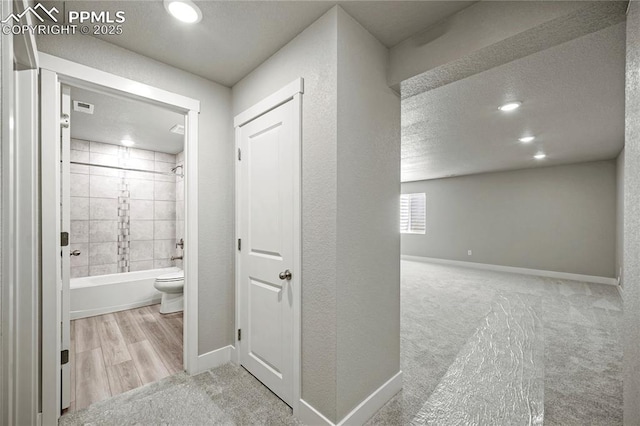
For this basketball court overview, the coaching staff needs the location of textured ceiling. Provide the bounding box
[401,22,625,183]
[58,1,474,87]
[400,1,627,99]
[70,87,185,154]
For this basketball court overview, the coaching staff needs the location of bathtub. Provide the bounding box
[70,267,180,319]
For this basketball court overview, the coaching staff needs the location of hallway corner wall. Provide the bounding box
[624,2,640,423]
[232,5,402,423]
[335,7,401,421]
[36,34,235,356]
[233,7,340,421]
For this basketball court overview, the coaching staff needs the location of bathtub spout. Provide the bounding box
[171,255,183,261]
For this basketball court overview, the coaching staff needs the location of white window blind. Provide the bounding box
[400,193,426,234]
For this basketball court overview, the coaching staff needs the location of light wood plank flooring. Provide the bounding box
[65,304,183,413]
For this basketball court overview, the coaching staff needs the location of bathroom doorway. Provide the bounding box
[40,54,200,423]
[63,85,186,413]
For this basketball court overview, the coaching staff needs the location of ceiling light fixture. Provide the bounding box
[121,138,135,147]
[164,0,202,23]
[519,136,535,143]
[534,152,546,160]
[498,101,522,112]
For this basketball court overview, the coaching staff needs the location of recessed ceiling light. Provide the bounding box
[519,136,535,143]
[121,138,135,147]
[534,152,546,160]
[498,102,522,112]
[164,0,202,23]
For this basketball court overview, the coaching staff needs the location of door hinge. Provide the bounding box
[61,349,69,365]
[60,113,70,129]
[238,238,241,251]
[237,329,241,341]
[238,148,242,161]
[61,231,69,247]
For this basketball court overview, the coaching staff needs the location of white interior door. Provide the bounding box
[40,68,63,423]
[60,85,72,410]
[238,99,298,406]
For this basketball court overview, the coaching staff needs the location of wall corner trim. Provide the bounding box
[195,345,235,373]
[401,255,619,286]
[298,371,403,426]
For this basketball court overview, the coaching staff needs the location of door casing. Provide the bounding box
[233,78,303,416]
[39,53,201,424]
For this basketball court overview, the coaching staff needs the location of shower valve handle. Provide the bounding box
[70,250,81,256]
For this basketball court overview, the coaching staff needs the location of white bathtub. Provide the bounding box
[70,267,180,319]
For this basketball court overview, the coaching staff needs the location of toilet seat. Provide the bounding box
[155,271,184,282]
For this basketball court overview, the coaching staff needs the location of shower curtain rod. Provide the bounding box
[69,161,184,178]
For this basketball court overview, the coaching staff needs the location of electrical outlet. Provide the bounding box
[468,250,472,256]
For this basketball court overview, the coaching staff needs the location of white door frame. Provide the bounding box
[39,53,201,424]
[233,78,303,416]
[2,1,40,424]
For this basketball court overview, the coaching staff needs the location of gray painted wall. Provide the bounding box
[233,9,340,419]
[233,6,400,422]
[402,161,617,278]
[616,148,624,286]
[624,3,640,423]
[36,34,234,355]
[335,8,401,420]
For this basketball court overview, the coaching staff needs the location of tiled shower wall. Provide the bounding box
[69,139,183,278]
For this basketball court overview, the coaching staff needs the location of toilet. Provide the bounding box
[154,270,184,314]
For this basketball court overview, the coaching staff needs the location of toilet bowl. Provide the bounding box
[154,270,184,314]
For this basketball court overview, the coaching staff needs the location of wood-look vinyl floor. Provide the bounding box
[65,304,183,413]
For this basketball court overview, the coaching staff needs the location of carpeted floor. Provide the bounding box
[61,260,623,425]
[368,260,623,425]
[60,362,300,425]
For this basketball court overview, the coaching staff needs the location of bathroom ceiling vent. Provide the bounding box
[73,100,94,114]
[170,124,185,135]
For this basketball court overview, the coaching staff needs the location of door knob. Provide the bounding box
[279,269,292,280]
[70,250,81,256]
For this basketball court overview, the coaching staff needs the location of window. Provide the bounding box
[400,193,426,234]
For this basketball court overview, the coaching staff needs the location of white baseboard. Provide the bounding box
[298,371,403,426]
[196,345,235,373]
[70,296,162,319]
[402,255,618,286]
[617,284,624,299]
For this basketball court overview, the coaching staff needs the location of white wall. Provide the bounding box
[402,160,617,278]
[36,34,234,355]
[616,148,624,286]
[624,3,640,422]
[233,6,401,423]
[335,8,401,420]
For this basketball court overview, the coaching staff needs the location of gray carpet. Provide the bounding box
[368,260,622,425]
[60,363,300,425]
[62,260,623,425]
